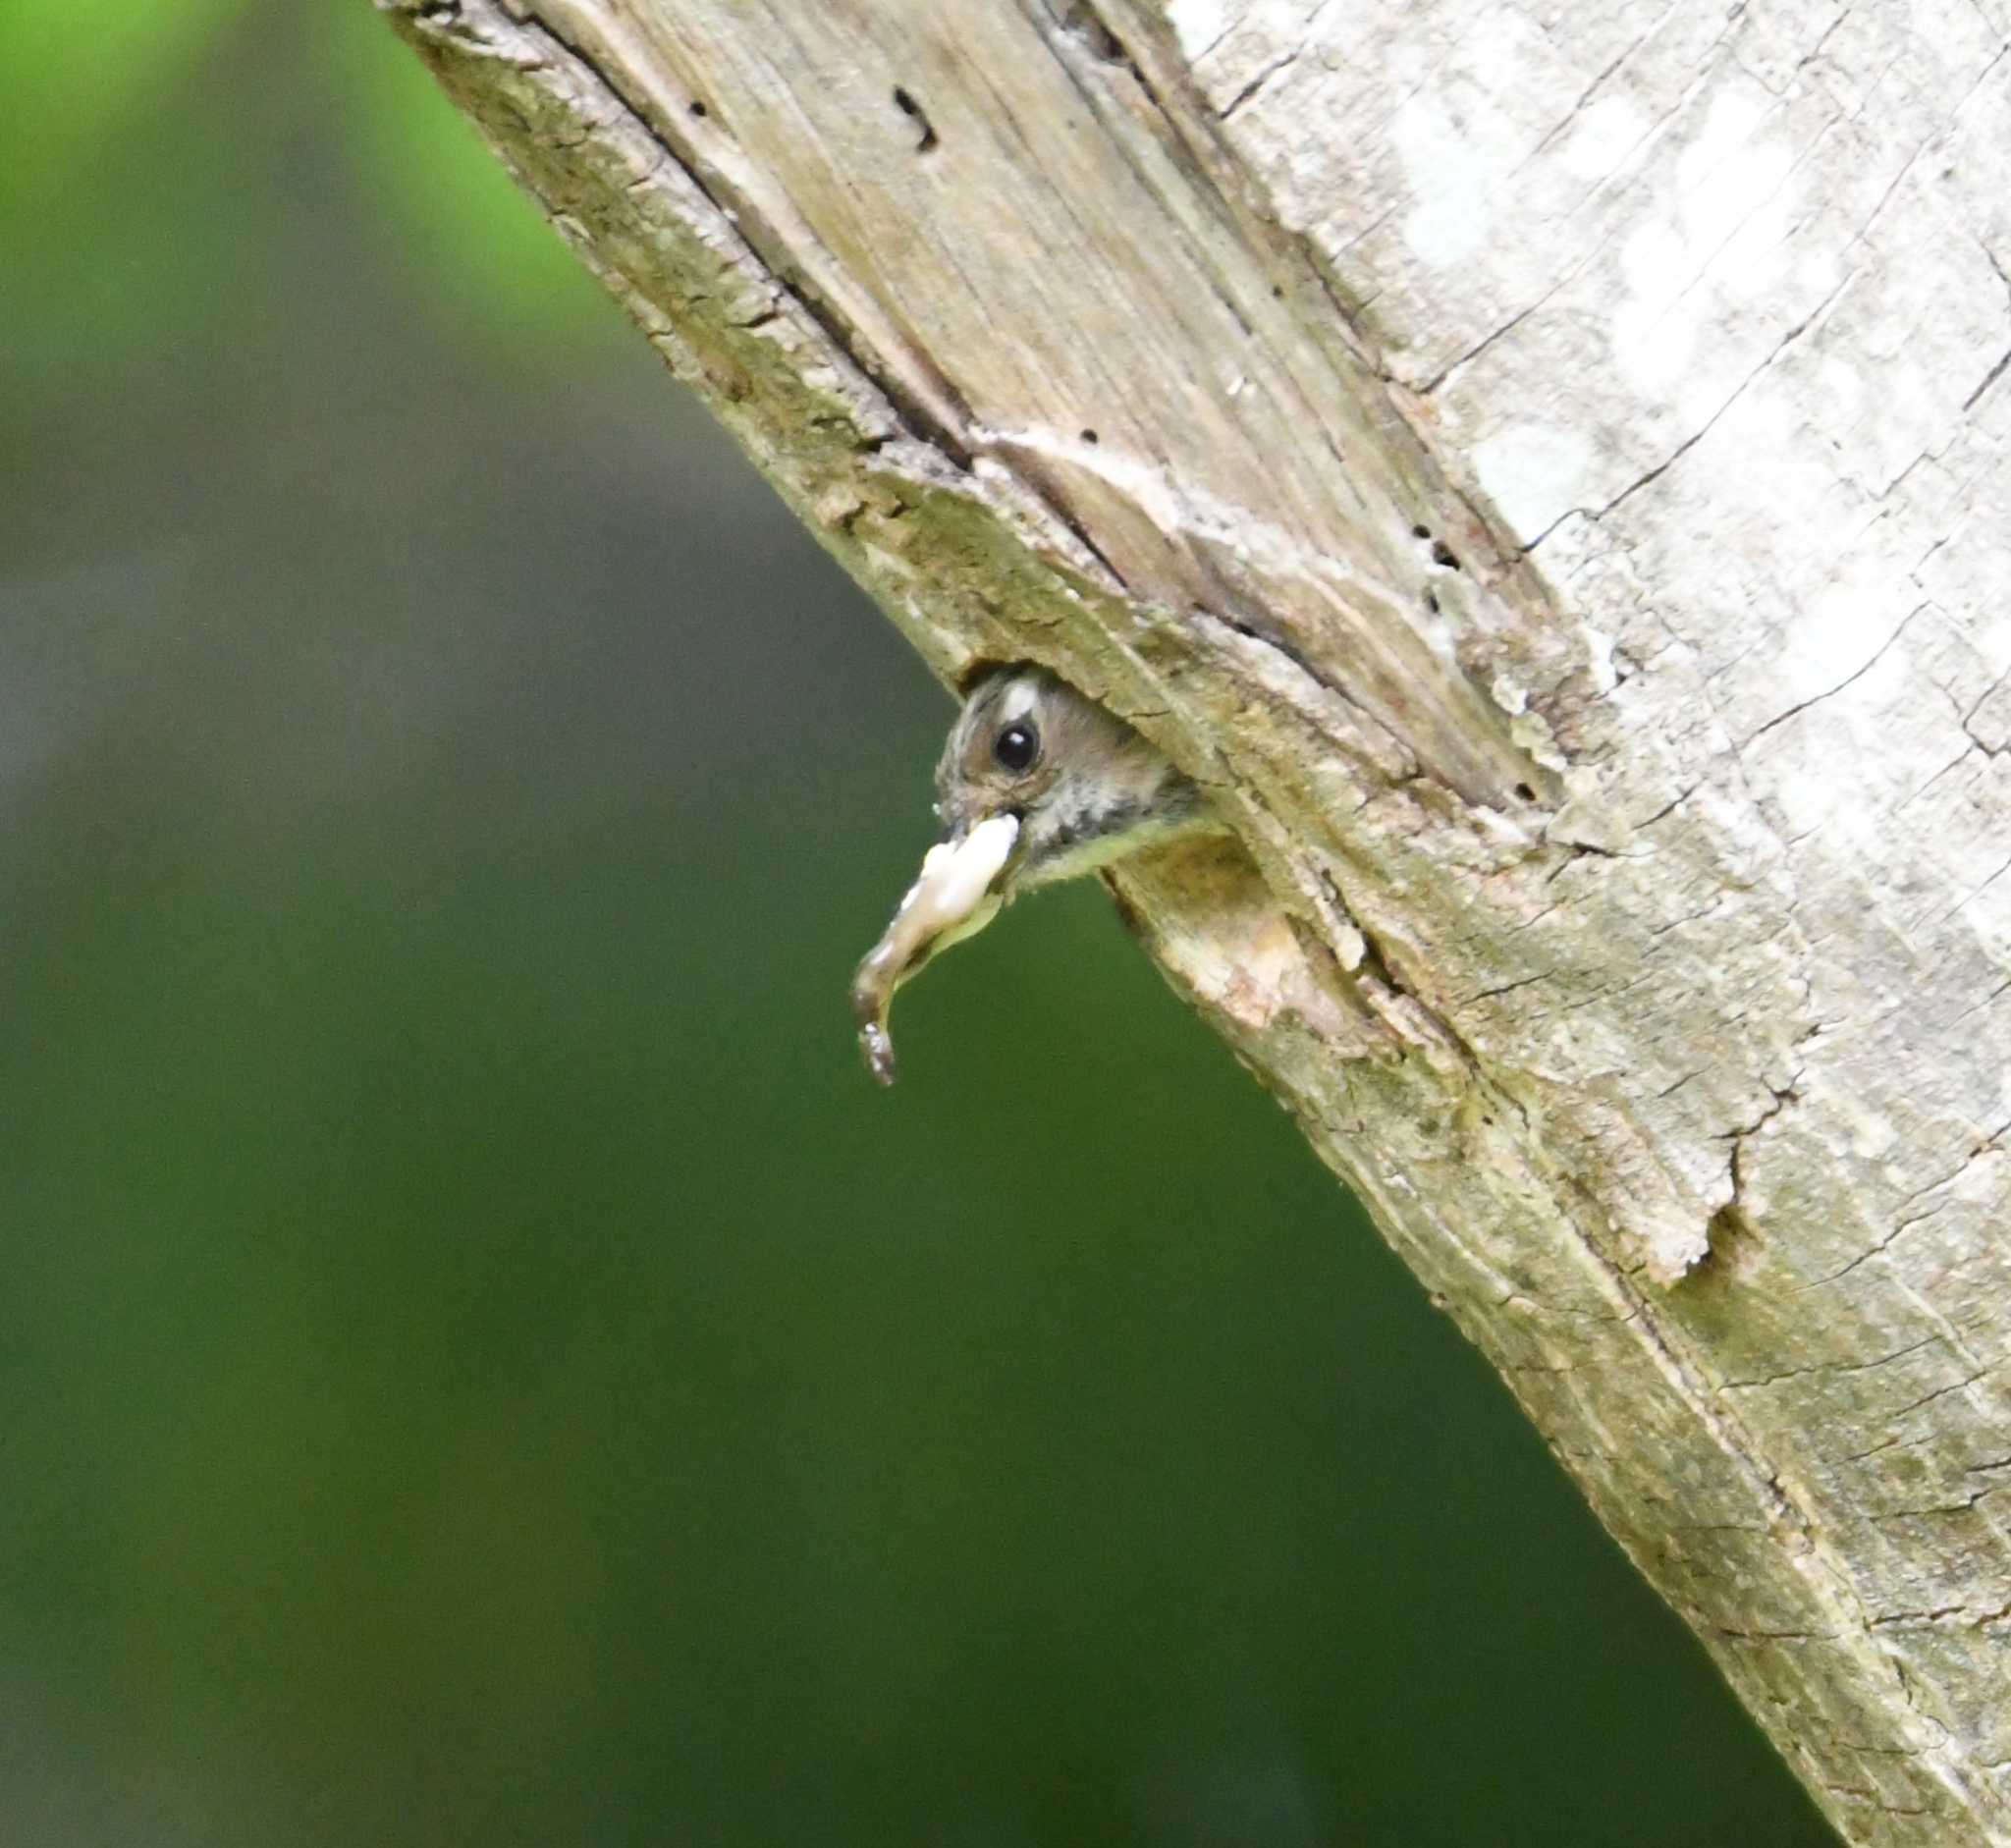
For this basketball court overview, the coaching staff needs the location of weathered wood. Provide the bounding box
[380,3,2011,1839]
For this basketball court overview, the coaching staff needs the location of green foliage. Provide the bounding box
[2,0,245,362]
[316,4,606,341]
[0,0,247,184]
[2,0,598,375]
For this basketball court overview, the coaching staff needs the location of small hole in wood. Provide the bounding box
[1411,522,1431,540]
[1424,590,1440,614]
[1271,285,1284,299]
[892,86,939,153]
[1080,428,1099,445]
[1061,3,1126,62]
[1431,539,1462,570]
[1514,782,1536,802]
[688,99,708,118]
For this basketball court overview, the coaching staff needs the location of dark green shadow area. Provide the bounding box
[0,6,1835,1845]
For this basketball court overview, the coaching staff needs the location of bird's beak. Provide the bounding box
[849,811,1020,1086]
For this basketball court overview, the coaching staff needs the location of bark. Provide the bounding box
[379,2,2011,1840]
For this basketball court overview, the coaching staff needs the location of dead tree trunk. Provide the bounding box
[380,4,2011,1839]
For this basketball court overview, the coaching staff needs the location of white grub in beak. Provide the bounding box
[850,812,1020,1086]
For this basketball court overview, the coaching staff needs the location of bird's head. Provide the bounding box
[850,664,1213,1084]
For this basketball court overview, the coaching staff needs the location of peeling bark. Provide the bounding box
[378,3,2011,1840]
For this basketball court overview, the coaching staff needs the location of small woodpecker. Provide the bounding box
[851,663,1219,1084]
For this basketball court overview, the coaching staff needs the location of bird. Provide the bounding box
[851,662,1220,1084]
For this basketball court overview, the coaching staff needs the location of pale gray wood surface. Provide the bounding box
[383,3,2011,1838]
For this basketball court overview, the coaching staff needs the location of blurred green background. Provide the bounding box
[0,5,1833,1844]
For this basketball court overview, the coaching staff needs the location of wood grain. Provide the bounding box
[383,4,2011,1837]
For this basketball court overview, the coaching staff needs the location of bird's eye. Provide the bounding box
[994,721,1039,774]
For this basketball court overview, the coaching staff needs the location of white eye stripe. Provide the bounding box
[998,678,1041,725]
